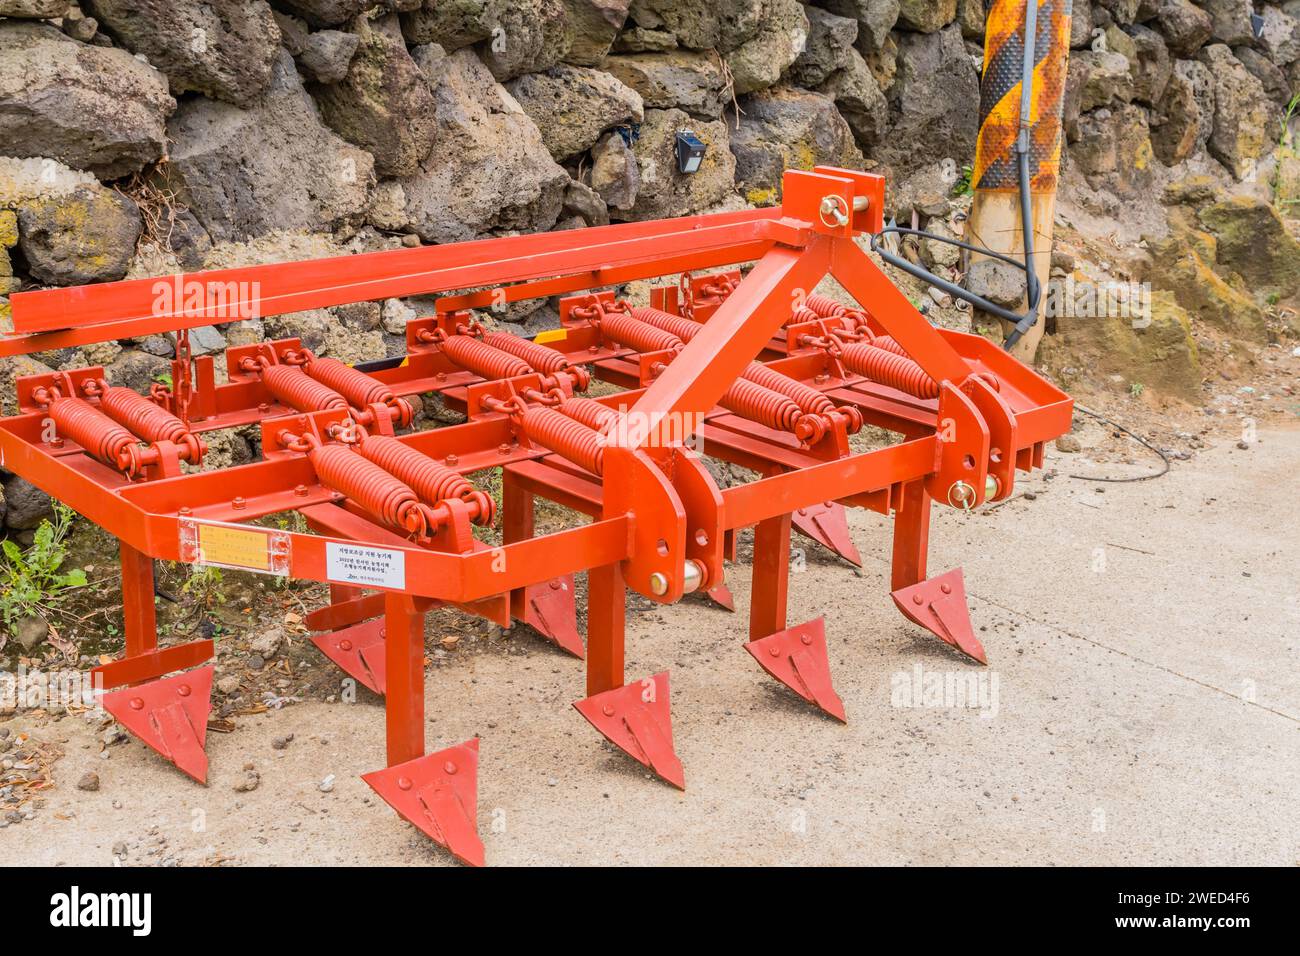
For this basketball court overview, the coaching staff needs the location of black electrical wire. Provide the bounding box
[1066,405,1171,483]
[869,1,1043,352]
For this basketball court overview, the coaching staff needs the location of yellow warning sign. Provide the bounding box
[197,524,272,572]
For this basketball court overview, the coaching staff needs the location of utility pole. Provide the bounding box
[968,0,1073,360]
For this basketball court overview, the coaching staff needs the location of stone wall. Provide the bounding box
[3,1,1297,287]
[2,0,1300,528]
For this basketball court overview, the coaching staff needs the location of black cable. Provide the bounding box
[1066,405,1171,483]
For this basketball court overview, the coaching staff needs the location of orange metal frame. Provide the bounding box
[0,168,1071,865]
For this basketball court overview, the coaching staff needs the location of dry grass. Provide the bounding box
[113,160,184,253]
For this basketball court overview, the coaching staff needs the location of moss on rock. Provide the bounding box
[1146,232,1268,341]
[1198,195,1300,298]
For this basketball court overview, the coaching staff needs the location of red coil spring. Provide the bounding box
[742,363,836,417]
[630,306,703,343]
[804,294,847,318]
[49,397,139,474]
[358,435,495,526]
[98,387,186,444]
[304,357,393,407]
[97,386,205,462]
[440,334,532,380]
[303,356,414,427]
[558,397,618,432]
[263,364,349,413]
[481,332,568,374]
[868,334,909,356]
[600,311,683,353]
[521,406,605,475]
[840,342,939,399]
[720,378,803,434]
[308,442,427,535]
[790,305,821,325]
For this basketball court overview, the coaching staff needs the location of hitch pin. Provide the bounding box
[649,560,706,597]
[949,476,1001,512]
[819,195,871,228]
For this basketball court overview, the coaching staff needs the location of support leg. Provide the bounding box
[743,513,845,721]
[364,594,484,866]
[329,583,364,606]
[504,472,583,657]
[572,561,683,788]
[120,541,157,659]
[503,472,534,623]
[891,479,931,591]
[585,562,625,696]
[384,592,425,767]
[749,513,792,640]
[97,540,214,782]
[889,480,986,664]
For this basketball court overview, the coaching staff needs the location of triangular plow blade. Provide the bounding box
[745,618,846,722]
[891,568,987,664]
[792,501,862,566]
[523,575,584,658]
[101,666,214,783]
[706,582,736,612]
[362,739,485,867]
[311,618,387,694]
[573,672,684,789]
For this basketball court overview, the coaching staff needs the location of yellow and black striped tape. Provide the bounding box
[973,0,1073,193]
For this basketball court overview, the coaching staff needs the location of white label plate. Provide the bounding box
[325,542,406,590]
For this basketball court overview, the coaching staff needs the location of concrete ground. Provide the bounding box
[3,427,1298,867]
